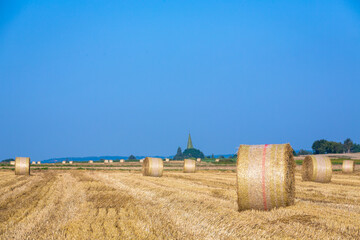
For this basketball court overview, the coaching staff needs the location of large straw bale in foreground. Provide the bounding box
[342,160,355,173]
[142,157,163,177]
[302,155,332,183]
[236,144,295,211]
[183,159,196,173]
[15,157,30,175]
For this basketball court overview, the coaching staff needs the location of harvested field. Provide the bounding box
[0,169,359,239]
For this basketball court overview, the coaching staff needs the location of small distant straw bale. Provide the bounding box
[89,160,94,164]
[10,161,15,165]
[120,159,125,163]
[15,157,30,175]
[197,158,201,162]
[342,160,355,173]
[302,155,332,183]
[184,159,196,173]
[142,157,163,177]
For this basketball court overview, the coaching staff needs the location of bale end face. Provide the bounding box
[142,157,163,177]
[120,159,125,163]
[89,160,94,164]
[342,160,355,173]
[37,161,41,164]
[15,157,30,175]
[302,155,332,183]
[196,158,201,162]
[184,159,196,173]
[236,144,295,211]
[69,161,73,164]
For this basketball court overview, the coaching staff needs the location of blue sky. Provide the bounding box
[1,0,360,161]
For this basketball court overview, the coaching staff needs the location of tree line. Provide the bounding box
[310,138,360,155]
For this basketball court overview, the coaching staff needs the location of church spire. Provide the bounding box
[187,133,194,149]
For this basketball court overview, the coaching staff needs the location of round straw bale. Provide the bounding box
[165,158,169,162]
[302,155,332,183]
[62,161,66,164]
[120,159,125,163]
[89,160,93,164]
[236,144,295,211]
[104,160,109,164]
[109,160,113,163]
[142,157,163,177]
[342,160,355,173]
[37,161,41,164]
[10,161,15,165]
[197,158,201,162]
[15,157,30,175]
[69,161,73,164]
[32,161,36,165]
[215,159,219,162]
[140,159,144,163]
[183,159,196,173]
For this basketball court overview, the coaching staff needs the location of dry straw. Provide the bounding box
[31,161,36,165]
[89,160,94,164]
[342,160,355,173]
[69,161,73,164]
[62,161,66,164]
[197,158,201,162]
[37,161,41,164]
[104,160,109,164]
[165,158,169,162]
[302,155,332,183]
[10,161,15,165]
[142,157,163,177]
[236,144,295,211]
[140,159,144,163]
[183,159,196,173]
[120,159,125,163]
[109,160,113,163]
[15,157,30,175]
[215,159,220,162]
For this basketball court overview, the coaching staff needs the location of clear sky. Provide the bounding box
[1,0,360,161]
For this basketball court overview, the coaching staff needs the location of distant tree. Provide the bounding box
[312,139,328,154]
[207,156,211,159]
[344,138,354,153]
[1,158,14,163]
[183,148,205,159]
[293,150,297,156]
[211,154,214,159]
[298,149,312,155]
[326,141,343,154]
[173,147,184,160]
[352,143,360,153]
[219,155,225,159]
[128,155,136,160]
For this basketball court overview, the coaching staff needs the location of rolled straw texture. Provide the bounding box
[15,157,30,175]
[10,161,15,165]
[236,144,295,211]
[142,157,163,177]
[183,159,196,173]
[342,160,355,173]
[302,155,332,183]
